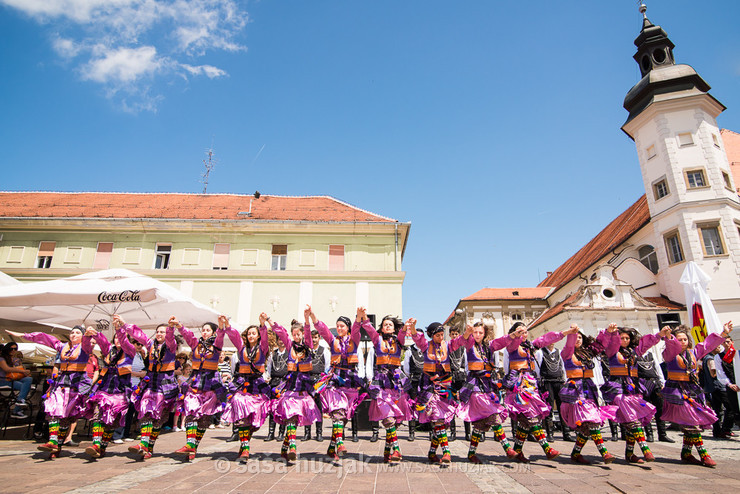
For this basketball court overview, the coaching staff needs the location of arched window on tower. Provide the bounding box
[638,245,659,274]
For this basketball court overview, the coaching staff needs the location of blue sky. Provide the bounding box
[1,1,739,326]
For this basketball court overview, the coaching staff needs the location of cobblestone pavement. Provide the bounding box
[1,424,739,493]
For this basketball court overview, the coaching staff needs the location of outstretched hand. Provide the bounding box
[562,324,579,336]
[606,323,619,333]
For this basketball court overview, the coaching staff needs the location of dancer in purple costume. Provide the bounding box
[364,314,413,463]
[84,317,138,459]
[501,322,562,463]
[601,324,672,463]
[305,305,368,460]
[12,327,95,458]
[272,318,322,462]
[458,322,518,463]
[409,320,469,465]
[125,316,179,460]
[662,322,732,468]
[559,324,619,465]
[173,315,229,460]
[223,312,273,462]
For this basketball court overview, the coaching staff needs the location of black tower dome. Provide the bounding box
[633,4,675,77]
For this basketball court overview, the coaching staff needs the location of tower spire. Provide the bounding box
[632,3,675,77]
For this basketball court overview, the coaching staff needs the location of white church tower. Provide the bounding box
[621,4,740,318]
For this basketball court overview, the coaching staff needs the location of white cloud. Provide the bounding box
[82,45,161,83]
[52,37,81,58]
[181,63,226,79]
[1,0,247,111]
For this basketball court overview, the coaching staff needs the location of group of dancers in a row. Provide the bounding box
[11,308,733,468]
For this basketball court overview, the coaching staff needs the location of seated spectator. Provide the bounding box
[0,342,33,419]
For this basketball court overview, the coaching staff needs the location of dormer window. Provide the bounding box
[677,133,694,147]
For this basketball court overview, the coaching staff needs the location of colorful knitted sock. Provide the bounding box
[140,420,154,448]
[384,428,392,458]
[390,426,400,453]
[681,434,693,459]
[238,426,252,453]
[194,428,206,449]
[101,427,114,449]
[530,424,552,455]
[513,424,528,453]
[571,432,588,456]
[185,422,198,449]
[334,420,345,449]
[149,426,161,451]
[434,424,450,454]
[492,424,512,453]
[59,425,70,445]
[625,429,636,457]
[693,433,709,460]
[428,430,440,458]
[590,429,609,456]
[48,421,60,446]
[469,428,483,458]
[632,426,651,455]
[287,423,297,452]
[92,421,104,446]
[281,426,291,455]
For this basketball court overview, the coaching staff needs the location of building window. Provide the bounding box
[271,245,287,271]
[698,224,726,257]
[652,178,669,200]
[685,169,707,189]
[36,241,56,268]
[664,231,685,265]
[6,246,24,264]
[646,145,656,160]
[212,243,230,270]
[712,133,721,148]
[154,244,171,269]
[511,313,523,321]
[722,171,733,191]
[677,132,694,147]
[329,245,345,271]
[638,245,659,274]
[93,242,113,269]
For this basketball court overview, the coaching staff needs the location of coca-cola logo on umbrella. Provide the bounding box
[97,290,142,303]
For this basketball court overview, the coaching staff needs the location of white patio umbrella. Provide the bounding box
[679,261,739,407]
[0,268,222,334]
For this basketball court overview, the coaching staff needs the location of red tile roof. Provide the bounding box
[462,287,553,301]
[721,129,740,194]
[537,195,650,291]
[644,296,684,310]
[0,192,398,223]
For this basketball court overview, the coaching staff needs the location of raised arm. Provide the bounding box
[313,320,334,347]
[272,323,291,349]
[489,334,512,352]
[662,336,682,363]
[94,331,112,356]
[532,330,565,349]
[363,320,380,345]
[177,325,198,349]
[412,331,428,352]
[599,326,621,358]
[213,326,226,350]
[226,326,244,352]
[635,332,662,357]
[561,332,578,360]
[19,332,64,352]
[351,319,368,346]
[164,325,177,353]
[260,325,270,356]
[694,332,726,361]
[124,324,150,346]
[81,332,95,354]
[449,333,468,352]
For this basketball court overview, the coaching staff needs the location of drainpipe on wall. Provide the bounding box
[394,223,399,271]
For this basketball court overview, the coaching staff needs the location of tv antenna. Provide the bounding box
[200,148,217,194]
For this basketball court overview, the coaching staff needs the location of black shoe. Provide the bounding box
[645,427,654,443]
[658,434,675,443]
[370,430,379,442]
[562,432,574,442]
[546,432,554,443]
[480,432,485,443]
[351,431,359,442]
[302,427,311,441]
[316,430,323,442]
[276,425,285,442]
[449,429,456,442]
[408,421,416,442]
[225,431,239,442]
[265,430,275,441]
